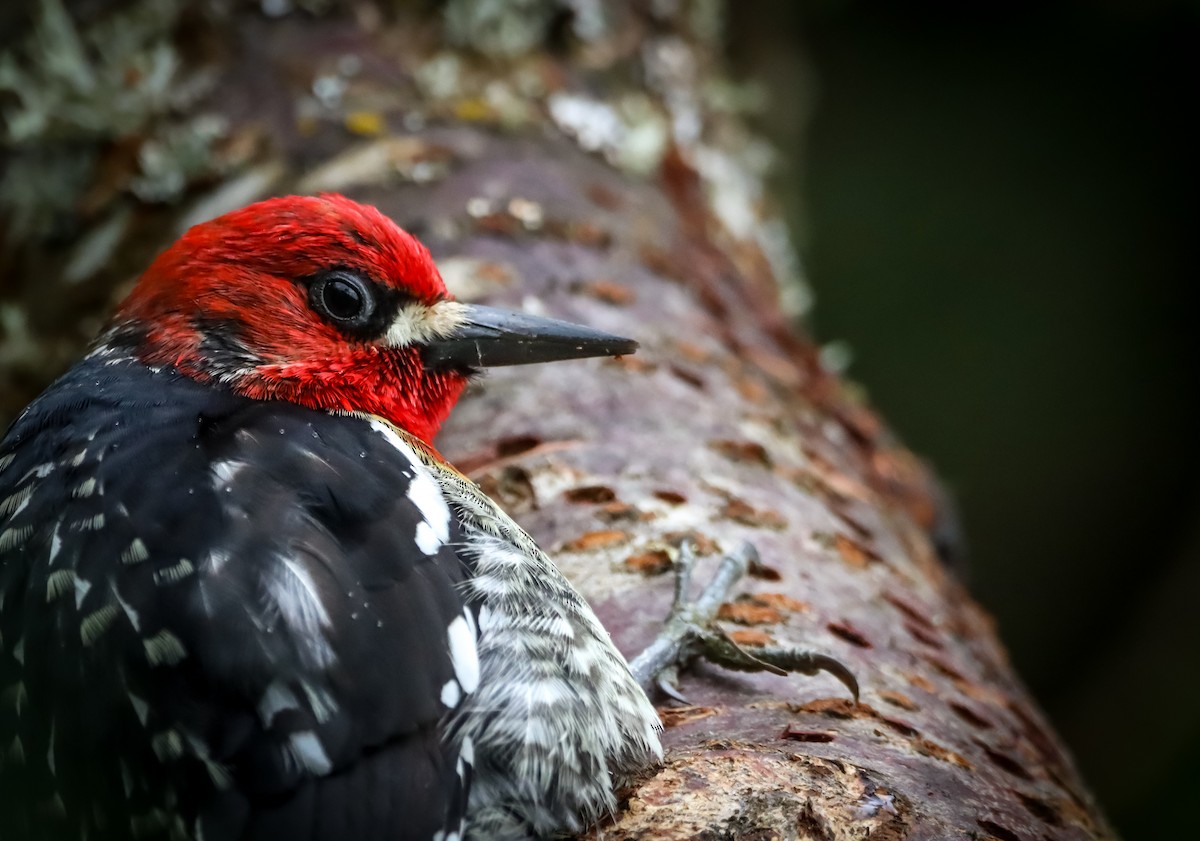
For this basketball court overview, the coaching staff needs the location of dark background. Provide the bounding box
[733,2,1198,838]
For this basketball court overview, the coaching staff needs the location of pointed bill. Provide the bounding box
[423,304,637,369]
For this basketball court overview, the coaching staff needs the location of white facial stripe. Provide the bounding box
[384,300,468,348]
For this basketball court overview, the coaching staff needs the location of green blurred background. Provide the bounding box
[734,2,1198,838]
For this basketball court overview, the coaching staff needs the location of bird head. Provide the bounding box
[108,194,635,443]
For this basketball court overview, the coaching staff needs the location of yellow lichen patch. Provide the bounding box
[344,110,386,136]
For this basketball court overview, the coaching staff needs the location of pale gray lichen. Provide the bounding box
[130,115,229,203]
[559,0,612,42]
[546,91,670,176]
[444,0,560,59]
[0,0,184,144]
[0,0,222,240]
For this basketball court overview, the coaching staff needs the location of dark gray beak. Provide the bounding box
[424,303,638,369]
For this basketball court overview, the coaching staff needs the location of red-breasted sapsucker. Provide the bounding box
[0,195,662,841]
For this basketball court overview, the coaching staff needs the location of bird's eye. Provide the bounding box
[309,270,377,327]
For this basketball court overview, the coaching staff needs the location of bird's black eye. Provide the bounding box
[309,270,377,328]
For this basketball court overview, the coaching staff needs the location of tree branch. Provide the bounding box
[0,1,1115,838]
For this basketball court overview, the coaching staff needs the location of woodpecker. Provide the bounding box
[0,195,662,841]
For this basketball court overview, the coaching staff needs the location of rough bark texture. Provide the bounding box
[0,2,1115,839]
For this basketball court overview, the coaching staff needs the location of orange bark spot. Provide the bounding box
[749,593,808,613]
[720,498,786,530]
[727,629,774,647]
[717,602,783,626]
[562,530,630,552]
[582,279,634,305]
[834,533,882,567]
[624,550,672,575]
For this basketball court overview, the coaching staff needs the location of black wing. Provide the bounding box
[0,357,475,841]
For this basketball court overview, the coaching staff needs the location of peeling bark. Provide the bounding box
[0,1,1115,839]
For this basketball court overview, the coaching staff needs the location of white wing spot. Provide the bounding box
[73,576,92,610]
[272,557,335,668]
[121,538,150,564]
[287,731,332,775]
[80,604,120,646]
[116,591,142,632]
[73,513,105,531]
[151,729,185,761]
[0,485,33,517]
[211,460,245,488]
[0,525,33,552]
[144,629,187,666]
[20,462,54,481]
[408,471,450,555]
[47,522,63,565]
[440,679,461,708]
[153,558,195,586]
[273,557,332,629]
[446,613,480,694]
[128,692,150,725]
[45,570,75,602]
[258,681,300,726]
[300,680,338,724]
[368,420,451,556]
[205,548,231,574]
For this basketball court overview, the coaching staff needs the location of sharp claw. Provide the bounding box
[656,667,690,704]
[786,651,860,703]
[818,655,860,704]
[703,627,788,677]
[632,539,861,705]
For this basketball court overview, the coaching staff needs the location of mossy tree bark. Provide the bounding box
[0,1,1114,838]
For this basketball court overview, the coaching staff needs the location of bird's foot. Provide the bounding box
[628,541,859,703]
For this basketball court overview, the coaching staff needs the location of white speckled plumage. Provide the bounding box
[400,440,663,839]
